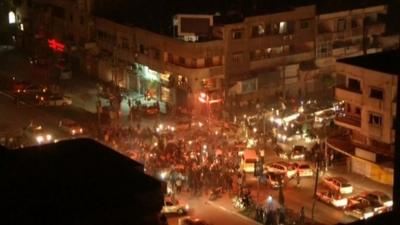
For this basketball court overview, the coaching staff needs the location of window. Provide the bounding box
[279,21,288,34]
[205,57,213,66]
[317,41,332,58]
[369,112,382,127]
[232,30,243,39]
[154,49,160,60]
[300,20,310,29]
[139,44,144,54]
[179,57,185,65]
[355,107,361,115]
[121,37,129,49]
[337,18,346,32]
[252,25,265,37]
[351,18,358,28]
[370,88,383,100]
[232,52,243,64]
[348,78,361,92]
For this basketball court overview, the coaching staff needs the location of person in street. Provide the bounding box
[176,178,182,194]
[299,206,305,225]
[296,169,301,187]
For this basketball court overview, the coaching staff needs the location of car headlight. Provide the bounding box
[363,212,374,219]
[46,134,52,141]
[36,135,44,144]
[185,204,190,210]
[384,201,393,208]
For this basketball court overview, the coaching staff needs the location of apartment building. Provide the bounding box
[327,50,398,185]
[316,1,387,73]
[223,5,316,104]
[14,0,389,113]
[95,17,224,111]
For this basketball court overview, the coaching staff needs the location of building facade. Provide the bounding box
[14,0,390,114]
[316,4,387,73]
[327,51,398,185]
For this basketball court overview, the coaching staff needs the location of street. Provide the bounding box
[0,47,393,225]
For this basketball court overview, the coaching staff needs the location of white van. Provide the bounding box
[240,149,259,173]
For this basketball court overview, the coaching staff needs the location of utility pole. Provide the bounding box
[311,145,322,224]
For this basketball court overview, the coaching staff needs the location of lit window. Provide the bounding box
[8,11,16,24]
[279,21,288,34]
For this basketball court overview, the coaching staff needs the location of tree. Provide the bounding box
[321,73,335,89]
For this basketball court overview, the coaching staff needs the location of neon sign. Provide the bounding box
[47,39,65,52]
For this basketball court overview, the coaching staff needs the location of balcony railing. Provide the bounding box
[335,85,363,104]
[334,114,361,128]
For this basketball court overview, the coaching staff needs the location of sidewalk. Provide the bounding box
[326,165,393,196]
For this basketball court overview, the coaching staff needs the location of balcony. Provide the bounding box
[367,22,385,35]
[335,85,363,105]
[137,54,224,78]
[327,134,394,159]
[249,50,313,71]
[334,114,361,130]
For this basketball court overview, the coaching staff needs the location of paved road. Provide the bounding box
[0,47,393,225]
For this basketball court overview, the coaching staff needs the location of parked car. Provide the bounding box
[316,189,348,208]
[240,149,259,173]
[323,176,353,194]
[360,191,393,211]
[47,95,72,106]
[344,203,374,220]
[29,56,48,66]
[11,80,31,94]
[274,145,289,160]
[161,196,189,215]
[291,145,306,160]
[293,162,314,177]
[264,161,297,178]
[265,172,285,189]
[347,195,385,215]
[23,122,53,145]
[58,119,83,136]
[178,216,212,225]
[22,84,48,95]
[59,68,72,80]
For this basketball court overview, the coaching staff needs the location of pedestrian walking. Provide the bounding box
[299,206,305,225]
[296,170,301,187]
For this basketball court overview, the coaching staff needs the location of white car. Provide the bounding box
[264,161,297,178]
[23,122,53,145]
[316,189,348,208]
[59,119,83,136]
[47,95,72,106]
[291,145,306,160]
[293,162,314,177]
[344,203,374,220]
[360,191,393,211]
[323,176,353,194]
[161,196,189,215]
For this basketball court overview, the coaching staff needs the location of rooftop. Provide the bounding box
[337,50,400,76]
[94,0,386,37]
[0,138,164,225]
